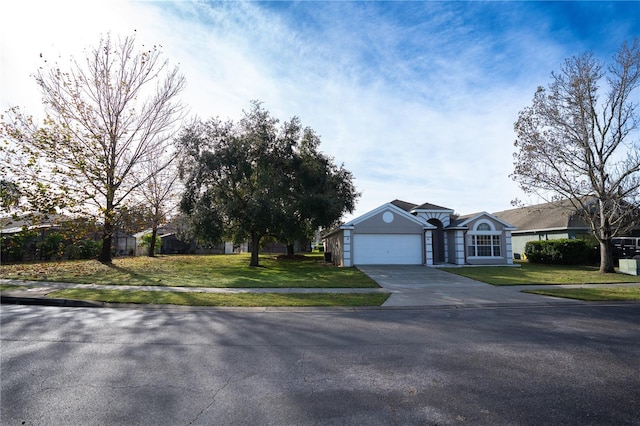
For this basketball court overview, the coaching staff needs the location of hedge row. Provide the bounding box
[1,232,102,262]
[524,239,598,265]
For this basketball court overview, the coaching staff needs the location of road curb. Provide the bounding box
[2,293,638,312]
[1,295,105,308]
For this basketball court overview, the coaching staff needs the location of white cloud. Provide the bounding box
[2,1,637,222]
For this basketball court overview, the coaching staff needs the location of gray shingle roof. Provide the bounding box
[492,200,589,232]
[413,202,453,211]
[390,199,418,212]
[390,199,453,212]
[448,213,474,228]
[1,213,68,233]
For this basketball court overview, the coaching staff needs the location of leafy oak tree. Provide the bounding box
[178,102,359,267]
[0,180,21,212]
[512,39,640,273]
[1,33,186,263]
[277,126,359,256]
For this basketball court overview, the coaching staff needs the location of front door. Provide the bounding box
[428,219,445,263]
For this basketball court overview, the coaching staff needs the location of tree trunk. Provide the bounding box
[598,201,615,273]
[99,183,116,263]
[250,231,260,267]
[98,222,113,263]
[599,239,615,273]
[286,244,294,257]
[148,227,158,257]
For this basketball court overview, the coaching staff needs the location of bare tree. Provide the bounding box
[139,154,181,257]
[512,39,640,273]
[1,33,186,263]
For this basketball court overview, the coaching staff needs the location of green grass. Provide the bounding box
[525,287,640,301]
[0,254,378,288]
[0,284,27,291]
[46,288,390,307]
[441,262,640,286]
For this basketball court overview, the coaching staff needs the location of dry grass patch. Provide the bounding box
[1,254,378,288]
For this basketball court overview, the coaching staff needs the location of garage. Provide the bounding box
[353,234,423,265]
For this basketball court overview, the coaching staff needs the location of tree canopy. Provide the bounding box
[1,33,186,263]
[178,102,359,266]
[512,39,640,273]
[274,126,359,255]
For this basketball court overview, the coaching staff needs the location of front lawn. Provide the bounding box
[525,287,640,301]
[0,284,27,291]
[0,254,378,288]
[441,262,640,286]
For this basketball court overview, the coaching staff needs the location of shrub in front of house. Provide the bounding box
[525,239,598,265]
[139,233,162,255]
[1,229,37,262]
[66,239,102,260]
[38,233,66,260]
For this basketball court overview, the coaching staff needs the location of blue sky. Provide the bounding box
[1,1,639,221]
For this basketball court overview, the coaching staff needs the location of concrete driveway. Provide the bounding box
[357,265,584,308]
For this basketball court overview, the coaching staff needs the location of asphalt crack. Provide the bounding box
[186,372,238,425]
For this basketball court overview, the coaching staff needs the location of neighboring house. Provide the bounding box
[159,232,232,255]
[113,231,137,256]
[159,233,191,254]
[1,219,65,262]
[324,200,516,267]
[1,213,135,260]
[1,213,68,235]
[492,200,593,258]
[134,226,242,255]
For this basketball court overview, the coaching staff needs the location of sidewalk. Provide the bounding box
[2,269,639,309]
[0,278,391,309]
[0,279,389,294]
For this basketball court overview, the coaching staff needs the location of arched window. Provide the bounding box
[468,221,501,257]
[477,223,491,231]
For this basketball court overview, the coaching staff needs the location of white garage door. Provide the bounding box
[353,234,423,265]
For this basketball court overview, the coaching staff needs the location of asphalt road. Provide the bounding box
[2,304,639,425]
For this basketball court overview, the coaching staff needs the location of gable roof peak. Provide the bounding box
[341,201,433,229]
[453,211,517,230]
[413,201,453,212]
[390,199,418,212]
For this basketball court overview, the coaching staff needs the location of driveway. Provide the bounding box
[357,265,584,308]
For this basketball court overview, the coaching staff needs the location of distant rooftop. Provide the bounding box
[492,199,589,232]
